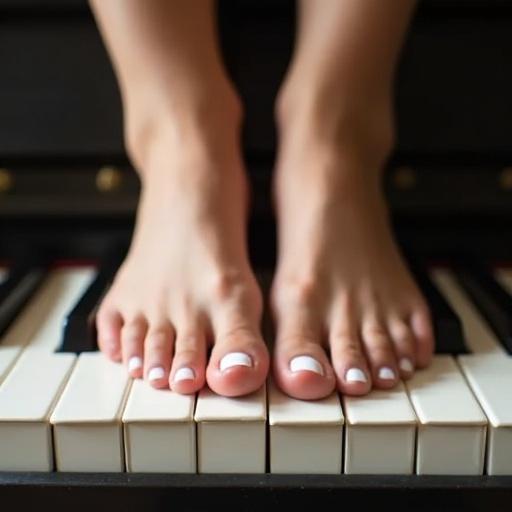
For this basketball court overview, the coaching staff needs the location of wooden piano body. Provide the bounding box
[1,0,512,510]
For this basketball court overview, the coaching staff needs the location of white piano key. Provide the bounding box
[194,385,266,474]
[432,268,512,474]
[0,267,93,383]
[406,355,487,475]
[51,352,131,472]
[458,354,512,475]
[0,348,75,471]
[1,267,95,351]
[122,379,196,473]
[0,346,21,384]
[343,382,416,474]
[268,381,343,474]
[431,268,505,355]
[0,268,30,381]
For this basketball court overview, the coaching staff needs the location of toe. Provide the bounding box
[272,284,336,400]
[361,317,399,389]
[329,331,372,396]
[96,304,123,362]
[388,316,416,379]
[170,328,207,394]
[272,289,335,400]
[274,335,335,400]
[410,303,435,368]
[120,315,147,378]
[143,322,175,389]
[207,327,269,397]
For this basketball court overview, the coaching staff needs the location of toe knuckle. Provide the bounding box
[364,325,389,345]
[147,330,171,350]
[175,347,201,361]
[393,330,414,347]
[95,304,113,325]
[331,337,361,357]
[177,332,203,348]
[122,319,145,337]
[341,346,363,362]
[367,345,393,361]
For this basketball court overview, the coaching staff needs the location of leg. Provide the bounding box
[272,0,434,399]
[90,0,268,396]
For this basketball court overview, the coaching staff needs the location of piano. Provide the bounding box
[1,0,512,510]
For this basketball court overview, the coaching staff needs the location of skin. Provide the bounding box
[90,0,434,399]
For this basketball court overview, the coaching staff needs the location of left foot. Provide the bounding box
[271,102,434,400]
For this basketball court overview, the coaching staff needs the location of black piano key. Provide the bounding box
[453,259,512,355]
[60,249,124,353]
[0,262,47,338]
[407,260,468,354]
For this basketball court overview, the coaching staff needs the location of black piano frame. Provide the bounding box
[1,473,512,511]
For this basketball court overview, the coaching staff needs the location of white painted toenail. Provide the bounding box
[378,367,396,380]
[174,367,195,382]
[289,355,324,376]
[219,352,252,372]
[399,358,414,373]
[148,367,165,381]
[128,356,143,373]
[346,368,367,383]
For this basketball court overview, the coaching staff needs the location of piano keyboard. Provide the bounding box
[0,263,511,475]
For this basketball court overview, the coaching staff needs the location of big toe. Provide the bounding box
[206,328,269,397]
[273,337,336,400]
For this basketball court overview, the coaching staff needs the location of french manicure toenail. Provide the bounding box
[174,367,195,382]
[148,367,165,381]
[346,368,367,383]
[289,355,324,376]
[378,367,396,380]
[128,356,143,373]
[219,352,252,372]
[399,358,414,373]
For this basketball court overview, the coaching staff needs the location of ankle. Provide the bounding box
[275,82,395,168]
[125,86,243,172]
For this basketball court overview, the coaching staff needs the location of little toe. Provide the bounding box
[121,316,147,378]
[207,327,269,397]
[96,305,123,362]
[362,319,399,389]
[170,330,207,394]
[143,322,175,389]
[329,333,372,396]
[388,317,416,380]
[274,338,335,400]
[410,305,435,368]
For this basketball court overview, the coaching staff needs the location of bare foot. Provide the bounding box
[271,109,434,400]
[96,110,269,397]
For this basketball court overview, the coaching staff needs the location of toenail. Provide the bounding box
[378,367,396,380]
[399,358,414,373]
[128,356,143,373]
[174,367,195,382]
[219,352,252,372]
[345,368,367,383]
[289,355,324,376]
[148,367,165,381]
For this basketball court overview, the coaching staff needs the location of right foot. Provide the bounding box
[96,106,269,397]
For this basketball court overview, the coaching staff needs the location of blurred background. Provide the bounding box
[1,0,512,262]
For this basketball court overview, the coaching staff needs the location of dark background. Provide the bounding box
[1,0,512,260]
[1,0,512,159]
